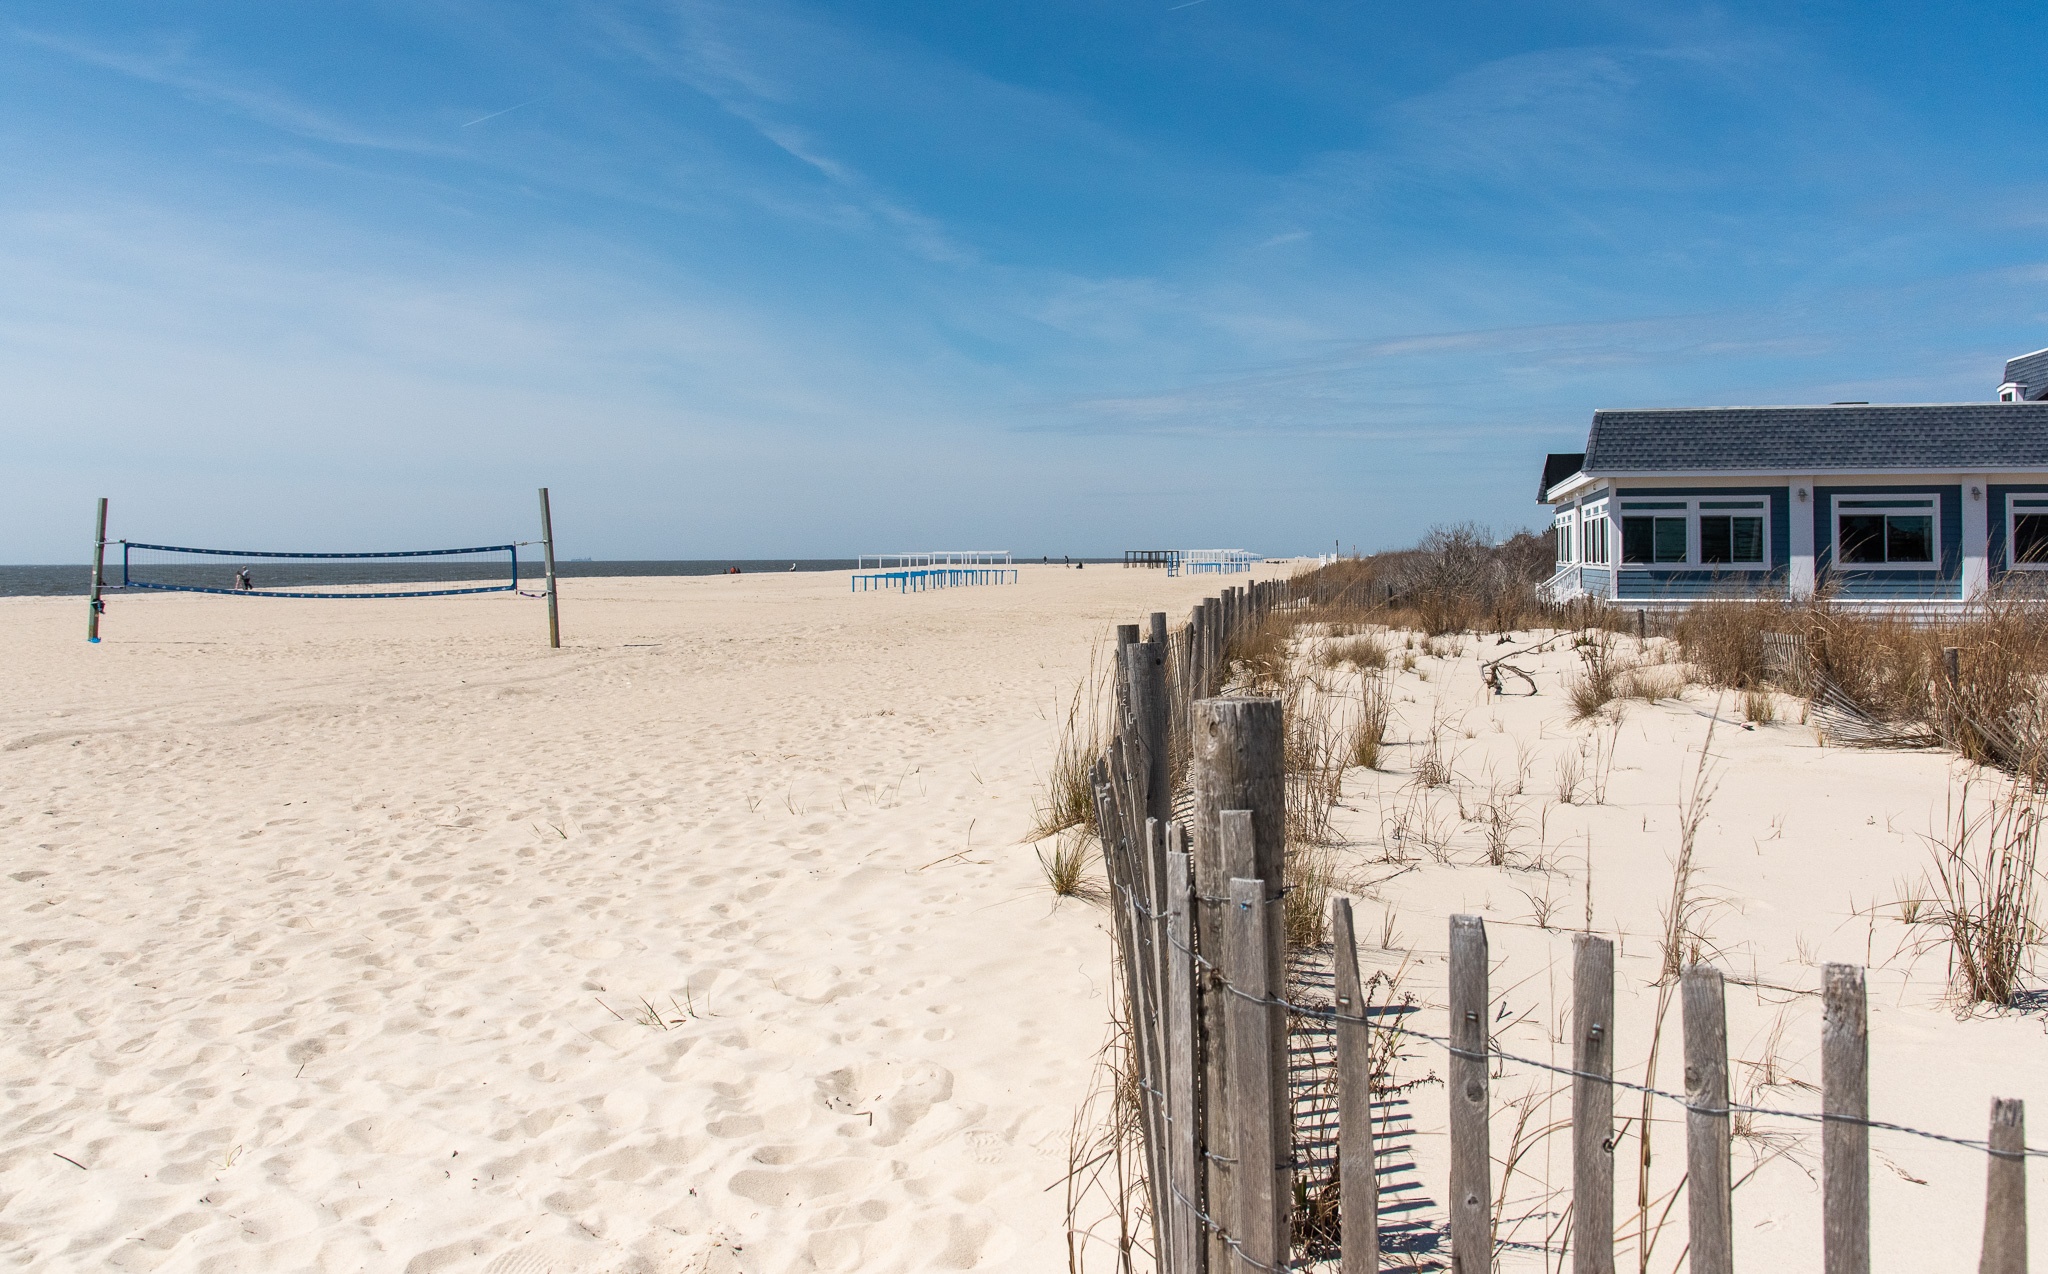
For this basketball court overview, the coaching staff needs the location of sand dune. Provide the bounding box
[0,566,1283,1273]
[1306,632,2048,1270]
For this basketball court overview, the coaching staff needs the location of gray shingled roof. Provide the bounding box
[1581,403,2048,472]
[2003,347,2048,398]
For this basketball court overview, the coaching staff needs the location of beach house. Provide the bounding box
[1538,347,2048,611]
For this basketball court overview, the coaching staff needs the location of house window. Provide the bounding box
[1699,500,1765,564]
[1555,517,1575,564]
[1583,513,1609,565]
[1620,501,1688,564]
[2008,497,2048,568]
[1834,497,1937,567]
[1617,496,1772,568]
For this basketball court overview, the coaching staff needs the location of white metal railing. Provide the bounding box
[856,551,1013,570]
[1180,549,1260,575]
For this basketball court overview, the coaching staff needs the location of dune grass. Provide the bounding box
[1914,776,2044,1007]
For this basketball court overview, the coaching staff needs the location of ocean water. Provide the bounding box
[0,560,864,598]
[0,558,1120,598]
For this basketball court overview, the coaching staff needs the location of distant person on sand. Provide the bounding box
[789,562,796,571]
[234,568,252,591]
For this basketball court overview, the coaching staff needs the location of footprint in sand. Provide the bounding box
[777,965,875,1004]
[814,1060,956,1147]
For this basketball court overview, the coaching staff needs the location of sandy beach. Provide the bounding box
[0,565,1283,1273]
[5,567,2044,1272]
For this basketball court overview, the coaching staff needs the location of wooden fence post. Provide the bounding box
[1165,838,1205,1274]
[1200,601,1216,698]
[1128,640,1171,829]
[1116,623,1141,740]
[1573,934,1615,1274]
[1333,897,1379,1272]
[1134,817,1171,1245]
[1683,964,1732,1274]
[1093,765,1165,1246]
[1226,872,1285,1270]
[1823,963,1870,1274]
[1449,915,1492,1274]
[1979,1097,2026,1274]
[1194,700,1287,1274]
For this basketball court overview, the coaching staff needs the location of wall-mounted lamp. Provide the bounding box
[1796,487,1809,503]
[1971,485,1984,501]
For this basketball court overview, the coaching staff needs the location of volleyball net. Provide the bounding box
[118,541,524,599]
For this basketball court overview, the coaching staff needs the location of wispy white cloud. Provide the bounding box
[15,28,446,155]
[588,1,978,265]
[461,97,543,128]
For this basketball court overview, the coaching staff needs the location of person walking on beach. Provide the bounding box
[234,568,253,591]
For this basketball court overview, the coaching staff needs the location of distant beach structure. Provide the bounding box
[851,550,1017,593]
[1120,550,1263,577]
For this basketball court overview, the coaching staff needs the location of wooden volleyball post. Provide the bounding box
[87,497,108,643]
[537,487,560,649]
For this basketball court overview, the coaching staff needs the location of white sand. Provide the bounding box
[1319,633,2048,1270]
[0,565,1285,1273]
[7,574,2042,1272]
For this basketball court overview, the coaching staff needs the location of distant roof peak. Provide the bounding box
[2003,346,2048,398]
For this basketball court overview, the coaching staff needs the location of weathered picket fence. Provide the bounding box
[1088,587,2034,1272]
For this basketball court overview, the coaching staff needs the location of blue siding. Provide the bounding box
[1988,483,2048,576]
[1578,566,1612,598]
[1814,483,1961,601]
[1615,571,1789,601]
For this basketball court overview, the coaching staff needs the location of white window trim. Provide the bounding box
[2005,496,2048,571]
[1581,512,1610,566]
[1830,494,1941,572]
[1554,509,1578,565]
[1615,497,1771,570]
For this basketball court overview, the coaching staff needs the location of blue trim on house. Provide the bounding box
[1813,483,1962,600]
[1988,483,2048,575]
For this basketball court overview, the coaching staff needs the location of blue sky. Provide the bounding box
[5,2,2048,560]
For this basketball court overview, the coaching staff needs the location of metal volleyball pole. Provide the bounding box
[538,487,560,649]
[87,497,108,643]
